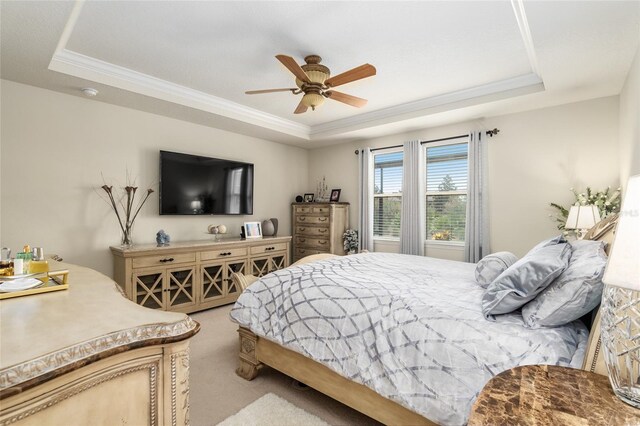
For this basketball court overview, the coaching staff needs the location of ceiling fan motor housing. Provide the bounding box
[296,56,331,110]
[295,55,330,88]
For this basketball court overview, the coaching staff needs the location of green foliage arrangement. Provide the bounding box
[550,186,621,233]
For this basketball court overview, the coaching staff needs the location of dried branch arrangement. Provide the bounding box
[100,174,154,246]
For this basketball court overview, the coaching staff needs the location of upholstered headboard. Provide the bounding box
[581,213,618,376]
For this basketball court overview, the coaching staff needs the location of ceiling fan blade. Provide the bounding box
[294,99,308,114]
[324,64,376,88]
[276,54,310,83]
[325,90,368,108]
[245,88,297,94]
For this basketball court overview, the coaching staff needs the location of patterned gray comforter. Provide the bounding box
[229,253,588,425]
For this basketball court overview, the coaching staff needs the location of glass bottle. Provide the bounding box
[29,247,49,280]
[16,245,33,273]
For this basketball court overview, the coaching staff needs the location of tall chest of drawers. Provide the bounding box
[292,202,350,262]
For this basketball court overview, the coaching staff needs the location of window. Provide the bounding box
[425,141,468,242]
[373,150,403,239]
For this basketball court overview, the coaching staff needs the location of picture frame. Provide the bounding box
[243,221,263,239]
[303,193,315,202]
[330,189,341,202]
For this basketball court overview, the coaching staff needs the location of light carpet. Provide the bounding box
[188,305,380,426]
[217,393,330,426]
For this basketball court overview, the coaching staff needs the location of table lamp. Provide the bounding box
[600,174,640,408]
[565,205,601,239]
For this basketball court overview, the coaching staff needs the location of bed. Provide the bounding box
[229,219,616,425]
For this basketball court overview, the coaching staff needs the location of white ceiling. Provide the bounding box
[1,1,639,148]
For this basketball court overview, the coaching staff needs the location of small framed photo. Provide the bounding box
[330,189,341,202]
[243,221,263,239]
[303,193,315,202]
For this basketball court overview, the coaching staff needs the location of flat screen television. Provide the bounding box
[159,150,254,215]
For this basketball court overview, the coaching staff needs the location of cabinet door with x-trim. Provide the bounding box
[132,266,197,311]
[200,259,247,305]
[166,266,198,311]
[132,268,165,310]
[249,253,289,278]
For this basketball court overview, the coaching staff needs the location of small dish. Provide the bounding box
[0,278,43,292]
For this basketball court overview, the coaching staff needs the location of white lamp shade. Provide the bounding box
[565,205,601,230]
[603,174,640,291]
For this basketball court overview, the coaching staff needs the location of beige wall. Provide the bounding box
[0,80,309,277]
[309,96,620,258]
[619,42,640,188]
[0,79,625,274]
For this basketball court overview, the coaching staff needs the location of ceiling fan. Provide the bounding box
[245,54,376,114]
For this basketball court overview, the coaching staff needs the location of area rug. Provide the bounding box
[216,393,330,426]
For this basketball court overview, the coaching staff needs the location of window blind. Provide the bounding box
[373,151,403,238]
[426,143,468,241]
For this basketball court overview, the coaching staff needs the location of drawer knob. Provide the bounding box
[299,217,306,221]
[159,257,174,263]
[319,229,327,233]
[319,218,327,222]
[220,252,232,256]
[299,227,306,231]
[319,240,327,244]
[299,239,306,243]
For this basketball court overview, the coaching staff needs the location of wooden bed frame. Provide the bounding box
[232,217,618,425]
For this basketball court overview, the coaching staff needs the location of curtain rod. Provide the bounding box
[354,128,499,155]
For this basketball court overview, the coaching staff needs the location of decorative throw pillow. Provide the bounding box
[522,240,607,328]
[482,243,571,319]
[474,252,519,288]
[528,235,567,254]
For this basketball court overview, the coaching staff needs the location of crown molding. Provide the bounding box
[49,49,311,140]
[511,0,541,77]
[310,73,544,138]
[49,48,544,141]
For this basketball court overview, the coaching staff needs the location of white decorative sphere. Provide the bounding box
[218,225,227,234]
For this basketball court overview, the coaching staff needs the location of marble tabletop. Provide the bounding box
[468,364,640,425]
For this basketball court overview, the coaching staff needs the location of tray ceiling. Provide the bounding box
[1,1,638,147]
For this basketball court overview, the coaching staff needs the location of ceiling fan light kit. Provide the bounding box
[301,91,325,110]
[246,54,376,114]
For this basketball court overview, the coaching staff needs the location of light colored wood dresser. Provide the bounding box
[0,262,199,426]
[110,236,291,314]
[292,202,349,262]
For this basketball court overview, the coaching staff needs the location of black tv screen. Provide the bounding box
[160,150,254,215]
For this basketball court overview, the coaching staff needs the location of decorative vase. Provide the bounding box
[121,224,133,248]
[600,285,640,408]
[270,218,279,236]
[262,219,275,237]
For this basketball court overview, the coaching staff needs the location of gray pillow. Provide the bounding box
[482,243,571,319]
[528,235,567,254]
[475,252,519,288]
[522,240,607,328]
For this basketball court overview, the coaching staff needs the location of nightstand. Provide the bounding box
[468,364,639,425]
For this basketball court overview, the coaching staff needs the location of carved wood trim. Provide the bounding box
[0,361,160,426]
[0,318,199,398]
[236,327,261,380]
[170,348,191,426]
